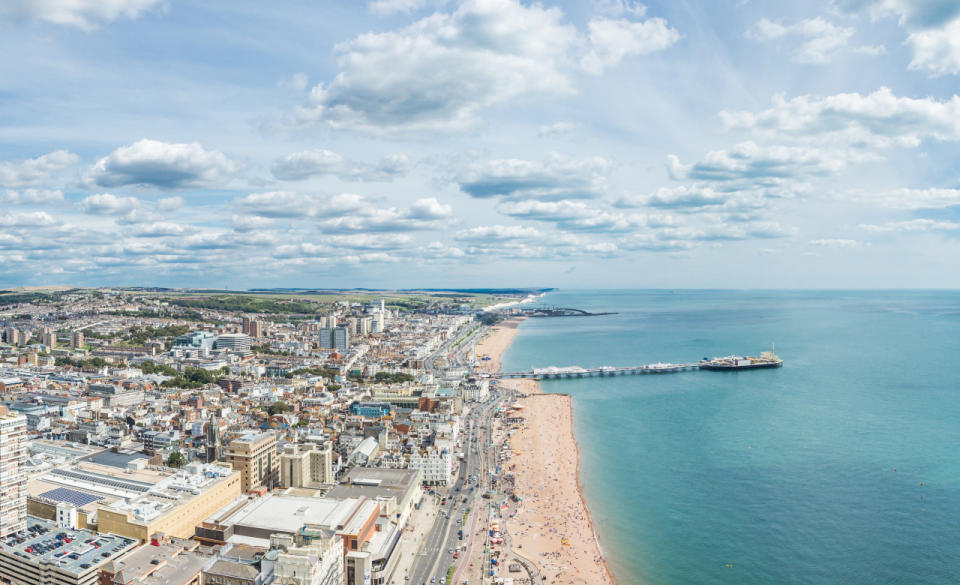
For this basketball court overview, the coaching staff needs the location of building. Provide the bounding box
[70,330,84,348]
[349,402,392,418]
[271,529,343,585]
[87,383,145,408]
[5,327,21,346]
[0,406,27,537]
[241,316,252,334]
[248,320,264,339]
[41,328,56,348]
[408,443,453,486]
[227,432,279,493]
[279,442,335,489]
[205,415,223,463]
[318,328,349,351]
[463,379,490,402]
[28,457,241,542]
[100,540,210,585]
[172,331,216,350]
[327,468,422,528]
[215,333,252,354]
[0,517,137,585]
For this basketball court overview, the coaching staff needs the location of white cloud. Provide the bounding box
[810,238,858,247]
[88,139,238,189]
[299,0,578,133]
[156,196,184,212]
[859,219,960,231]
[619,185,730,209]
[232,215,276,233]
[860,187,960,209]
[0,189,64,204]
[298,0,676,133]
[720,88,960,147]
[133,222,186,237]
[0,0,162,30]
[831,0,960,75]
[271,149,410,182]
[593,0,649,18]
[581,15,680,74]
[669,142,849,182]
[497,199,648,232]
[367,0,427,16]
[538,122,577,137]
[0,150,78,188]
[0,211,57,227]
[747,17,853,64]
[853,44,886,56]
[79,193,140,215]
[456,154,610,200]
[237,191,367,218]
[454,224,544,242]
[906,18,960,76]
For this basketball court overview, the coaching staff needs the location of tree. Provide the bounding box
[267,401,289,416]
[167,451,186,468]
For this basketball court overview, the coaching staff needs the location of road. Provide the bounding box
[406,320,524,585]
[406,388,509,585]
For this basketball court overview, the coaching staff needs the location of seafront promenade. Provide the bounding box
[473,320,617,585]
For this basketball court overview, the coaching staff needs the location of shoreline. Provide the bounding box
[474,319,618,585]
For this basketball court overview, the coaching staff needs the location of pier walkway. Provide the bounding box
[496,363,701,379]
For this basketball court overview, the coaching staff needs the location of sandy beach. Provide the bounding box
[474,320,616,585]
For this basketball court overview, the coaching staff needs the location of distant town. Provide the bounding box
[0,287,542,585]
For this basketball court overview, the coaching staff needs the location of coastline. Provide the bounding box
[474,319,617,585]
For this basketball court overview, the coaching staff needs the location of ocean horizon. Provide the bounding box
[502,289,960,585]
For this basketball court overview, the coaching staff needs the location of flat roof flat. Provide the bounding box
[0,516,137,576]
[224,494,361,534]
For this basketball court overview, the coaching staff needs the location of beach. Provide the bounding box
[474,320,616,585]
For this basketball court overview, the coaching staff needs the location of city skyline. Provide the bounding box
[2,0,960,288]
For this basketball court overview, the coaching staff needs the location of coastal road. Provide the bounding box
[407,390,503,585]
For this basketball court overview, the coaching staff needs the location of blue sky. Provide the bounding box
[1,0,959,289]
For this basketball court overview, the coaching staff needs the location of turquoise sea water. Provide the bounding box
[500,290,960,585]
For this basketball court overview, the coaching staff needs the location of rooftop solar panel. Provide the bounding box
[39,487,103,507]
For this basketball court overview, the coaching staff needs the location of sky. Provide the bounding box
[1,0,959,289]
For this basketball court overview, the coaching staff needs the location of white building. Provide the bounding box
[0,407,27,537]
[464,379,490,402]
[271,529,344,585]
[408,443,453,486]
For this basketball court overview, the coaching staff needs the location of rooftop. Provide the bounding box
[217,494,363,535]
[0,516,137,576]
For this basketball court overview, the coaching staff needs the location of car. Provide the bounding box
[431,578,436,583]
[448,548,454,554]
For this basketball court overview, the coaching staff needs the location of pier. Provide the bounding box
[496,363,701,379]
[505,305,618,318]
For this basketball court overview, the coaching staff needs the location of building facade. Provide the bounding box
[0,407,27,537]
[227,432,279,493]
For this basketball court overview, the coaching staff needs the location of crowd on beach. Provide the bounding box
[472,322,615,585]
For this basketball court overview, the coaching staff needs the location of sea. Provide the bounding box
[500,289,960,585]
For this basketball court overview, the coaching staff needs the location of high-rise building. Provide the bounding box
[319,327,350,351]
[248,320,264,338]
[42,332,56,348]
[205,414,222,462]
[0,406,27,537]
[280,442,335,488]
[226,431,278,493]
[214,333,251,353]
[4,328,20,346]
[69,330,84,348]
[241,316,251,334]
[333,327,349,351]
